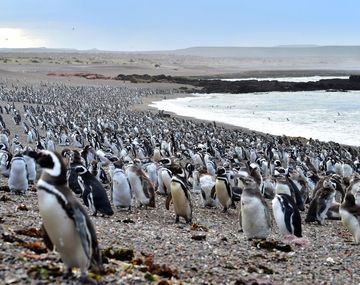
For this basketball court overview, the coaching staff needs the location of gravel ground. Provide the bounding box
[1,177,358,285]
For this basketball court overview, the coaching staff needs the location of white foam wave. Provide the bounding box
[150,91,360,146]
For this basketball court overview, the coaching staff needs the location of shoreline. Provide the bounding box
[133,92,303,140]
[134,92,360,148]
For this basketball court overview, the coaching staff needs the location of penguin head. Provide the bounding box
[74,165,88,175]
[217,167,226,176]
[26,150,65,179]
[113,160,124,169]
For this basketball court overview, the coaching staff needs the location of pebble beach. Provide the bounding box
[0,53,360,285]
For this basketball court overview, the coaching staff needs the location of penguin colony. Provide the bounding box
[1,81,360,282]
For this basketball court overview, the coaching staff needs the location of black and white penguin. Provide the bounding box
[8,154,28,194]
[0,145,12,177]
[339,192,360,244]
[75,165,114,217]
[165,165,192,223]
[272,193,302,237]
[240,178,272,240]
[274,174,305,211]
[305,179,336,225]
[66,150,83,196]
[112,161,132,210]
[26,150,104,280]
[213,167,235,212]
[89,160,109,184]
[125,160,155,208]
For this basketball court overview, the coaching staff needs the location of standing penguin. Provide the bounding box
[240,178,271,240]
[165,164,192,223]
[8,154,28,194]
[75,165,114,217]
[213,167,235,212]
[340,192,360,244]
[126,160,155,208]
[157,166,172,196]
[272,193,302,237]
[199,173,217,208]
[305,179,336,225]
[26,150,103,280]
[112,161,132,210]
[23,150,37,185]
[66,150,83,196]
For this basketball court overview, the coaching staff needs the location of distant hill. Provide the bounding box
[168,46,360,58]
[1,46,360,59]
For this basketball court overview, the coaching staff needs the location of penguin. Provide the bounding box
[143,160,158,190]
[272,193,302,237]
[25,150,104,280]
[213,167,235,212]
[89,160,109,184]
[125,160,155,208]
[157,166,172,196]
[66,150,83,196]
[75,165,114,217]
[112,161,132,210]
[165,165,192,223]
[199,173,217,208]
[305,179,336,225]
[274,174,305,211]
[23,150,37,185]
[8,154,28,194]
[339,192,360,244]
[46,137,55,152]
[240,177,272,240]
[0,146,12,177]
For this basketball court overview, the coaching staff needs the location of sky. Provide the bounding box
[1,0,360,51]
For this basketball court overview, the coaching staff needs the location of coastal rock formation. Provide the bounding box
[114,74,360,93]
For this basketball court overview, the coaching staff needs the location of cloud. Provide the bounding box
[0,28,48,48]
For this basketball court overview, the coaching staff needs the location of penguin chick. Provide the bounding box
[305,179,336,225]
[23,151,37,185]
[26,150,104,280]
[75,165,114,217]
[157,167,172,196]
[240,178,271,240]
[272,193,302,237]
[340,192,360,244]
[199,174,217,208]
[166,173,192,223]
[8,154,28,194]
[213,167,235,212]
[126,161,155,208]
[112,161,132,211]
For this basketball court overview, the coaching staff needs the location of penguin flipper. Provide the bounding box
[41,223,54,251]
[282,196,296,235]
[165,193,172,210]
[73,207,91,260]
[287,177,305,211]
[210,185,216,199]
[226,181,232,199]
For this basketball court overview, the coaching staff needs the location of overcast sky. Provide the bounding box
[1,0,359,50]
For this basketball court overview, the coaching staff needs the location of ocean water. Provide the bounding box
[150,90,360,146]
[220,76,349,82]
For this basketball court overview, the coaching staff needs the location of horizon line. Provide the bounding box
[1,44,360,53]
